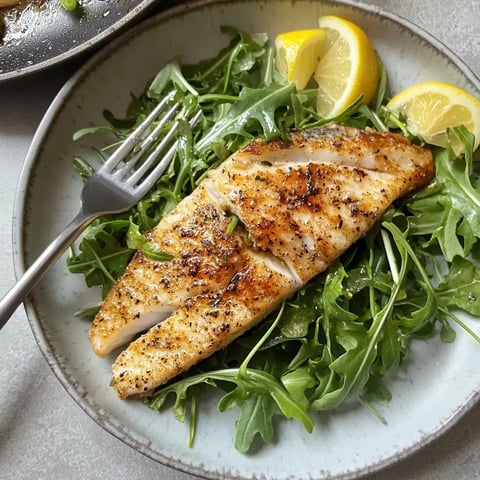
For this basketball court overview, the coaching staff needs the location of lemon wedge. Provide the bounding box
[314,15,378,118]
[387,81,480,153]
[275,29,326,90]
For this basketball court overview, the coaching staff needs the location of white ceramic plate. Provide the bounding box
[14,1,480,479]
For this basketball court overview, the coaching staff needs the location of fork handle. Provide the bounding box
[0,210,94,330]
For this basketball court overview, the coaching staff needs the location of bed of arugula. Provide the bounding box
[68,28,480,453]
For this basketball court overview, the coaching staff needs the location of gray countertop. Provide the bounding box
[1,1,479,479]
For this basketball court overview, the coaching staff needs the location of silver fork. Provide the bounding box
[0,93,200,329]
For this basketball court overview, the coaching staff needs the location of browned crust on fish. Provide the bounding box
[112,250,297,398]
[88,124,434,397]
[89,185,247,356]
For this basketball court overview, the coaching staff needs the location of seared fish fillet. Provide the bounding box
[89,123,434,398]
[206,125,431,283]
[113,249,297,398]
[89,184,247,356]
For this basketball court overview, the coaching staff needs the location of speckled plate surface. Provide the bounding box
[14,1,480,479]
[0,0,158,82]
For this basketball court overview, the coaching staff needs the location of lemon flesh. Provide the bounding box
[387,81,480,153]
[275,29,326,90]
[314,15,378,118]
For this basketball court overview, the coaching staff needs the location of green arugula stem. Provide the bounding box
[382,222,436,298]
[151,367,314,433]
[83,239,117,285]
[358,396,387,425]
[367,246,379,319]
[381,229,400,284]
[198,94,239,104]
[188,395,197,448]
[68,248,132,271]
[223,43,243,94]
[238,301,286,378]
[261,46,275,86]
[197,48,234,81]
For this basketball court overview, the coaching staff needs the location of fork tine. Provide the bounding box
[135,104,183,156]
[122,117,182,184]
[116,104,185,181]
[112,102,183,179]
[129,110,202,197]
[100,91,176,173]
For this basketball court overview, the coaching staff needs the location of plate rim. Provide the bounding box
[12,1,480,479]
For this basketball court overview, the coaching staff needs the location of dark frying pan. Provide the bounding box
[0,0,160,81]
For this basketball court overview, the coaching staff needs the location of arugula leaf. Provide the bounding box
[147,367,313,453]
[73,125,121,142]
[436,256,480,316]
[72,26,480,454]
[148,61,199,98]
[196,82,295,152]
[279,292,318,339]
[407,127,480,260]
[147,305,314,453]
[231,388,280,453]
[67,219,133,297]
[281,366,317,407]
[126,220,173,261]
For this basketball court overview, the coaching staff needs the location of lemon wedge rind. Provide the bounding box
[314,15,379,118]
[275,29,326,90]
[387,81,480,153]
